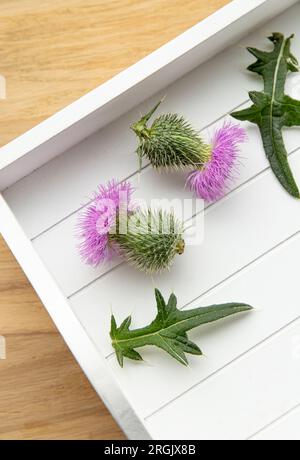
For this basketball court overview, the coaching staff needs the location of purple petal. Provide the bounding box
[187,122,246,202]
[77,179,134,266]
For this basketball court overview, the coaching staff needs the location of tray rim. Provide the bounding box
[0,195,150,440]
[0,0,296,191]
[1,0,299,440]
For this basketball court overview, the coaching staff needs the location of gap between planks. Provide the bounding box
[143,314,300,421]
[66,144,300,300]
[29,99,250,242]
[95,231,300,427]
[16,86,300,430]
[105,227,300,362]
[247,401,300,440]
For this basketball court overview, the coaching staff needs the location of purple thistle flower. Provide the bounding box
[187,122,246,202]
[77,180,134,267]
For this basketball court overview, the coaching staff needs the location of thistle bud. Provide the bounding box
[132,100,246,202]
[111,208,184,273]
[131,100,211,170]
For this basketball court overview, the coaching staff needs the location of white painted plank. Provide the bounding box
[106,233,300,419]
[146,320,300,440]
[32,166,190,297]
[70,150,300,359]
[30,110,253,297]
[32,113,300,297]
[4,3,300,239]
[252,406,300,440]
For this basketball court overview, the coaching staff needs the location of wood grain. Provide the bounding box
[0,0,230,440]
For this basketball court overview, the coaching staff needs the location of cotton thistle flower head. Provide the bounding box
[187,122,247,202]
[131,100,246,201]
[77,180,185,273]
[77,180,134,267]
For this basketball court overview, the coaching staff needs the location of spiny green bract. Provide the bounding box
[131,100,212,170]
[110,208,184,274]
[110,288,253,367]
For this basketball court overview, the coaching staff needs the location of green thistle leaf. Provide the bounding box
[131,100,212,170]
[232,33,300,198]
[110,209,185,274]
[110,289,253,367]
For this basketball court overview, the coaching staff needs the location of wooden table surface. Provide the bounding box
[0,0,230,440]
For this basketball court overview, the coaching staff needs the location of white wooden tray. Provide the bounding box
[1,0,300,440]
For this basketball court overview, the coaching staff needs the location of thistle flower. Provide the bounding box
[77,180,134,267]
[77,180,185,273]
[131,100,246,201]
[187,122,247,202]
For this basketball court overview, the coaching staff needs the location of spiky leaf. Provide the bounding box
[131,100,212,170]
[232,33,300,198]
[110,289,253,367]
